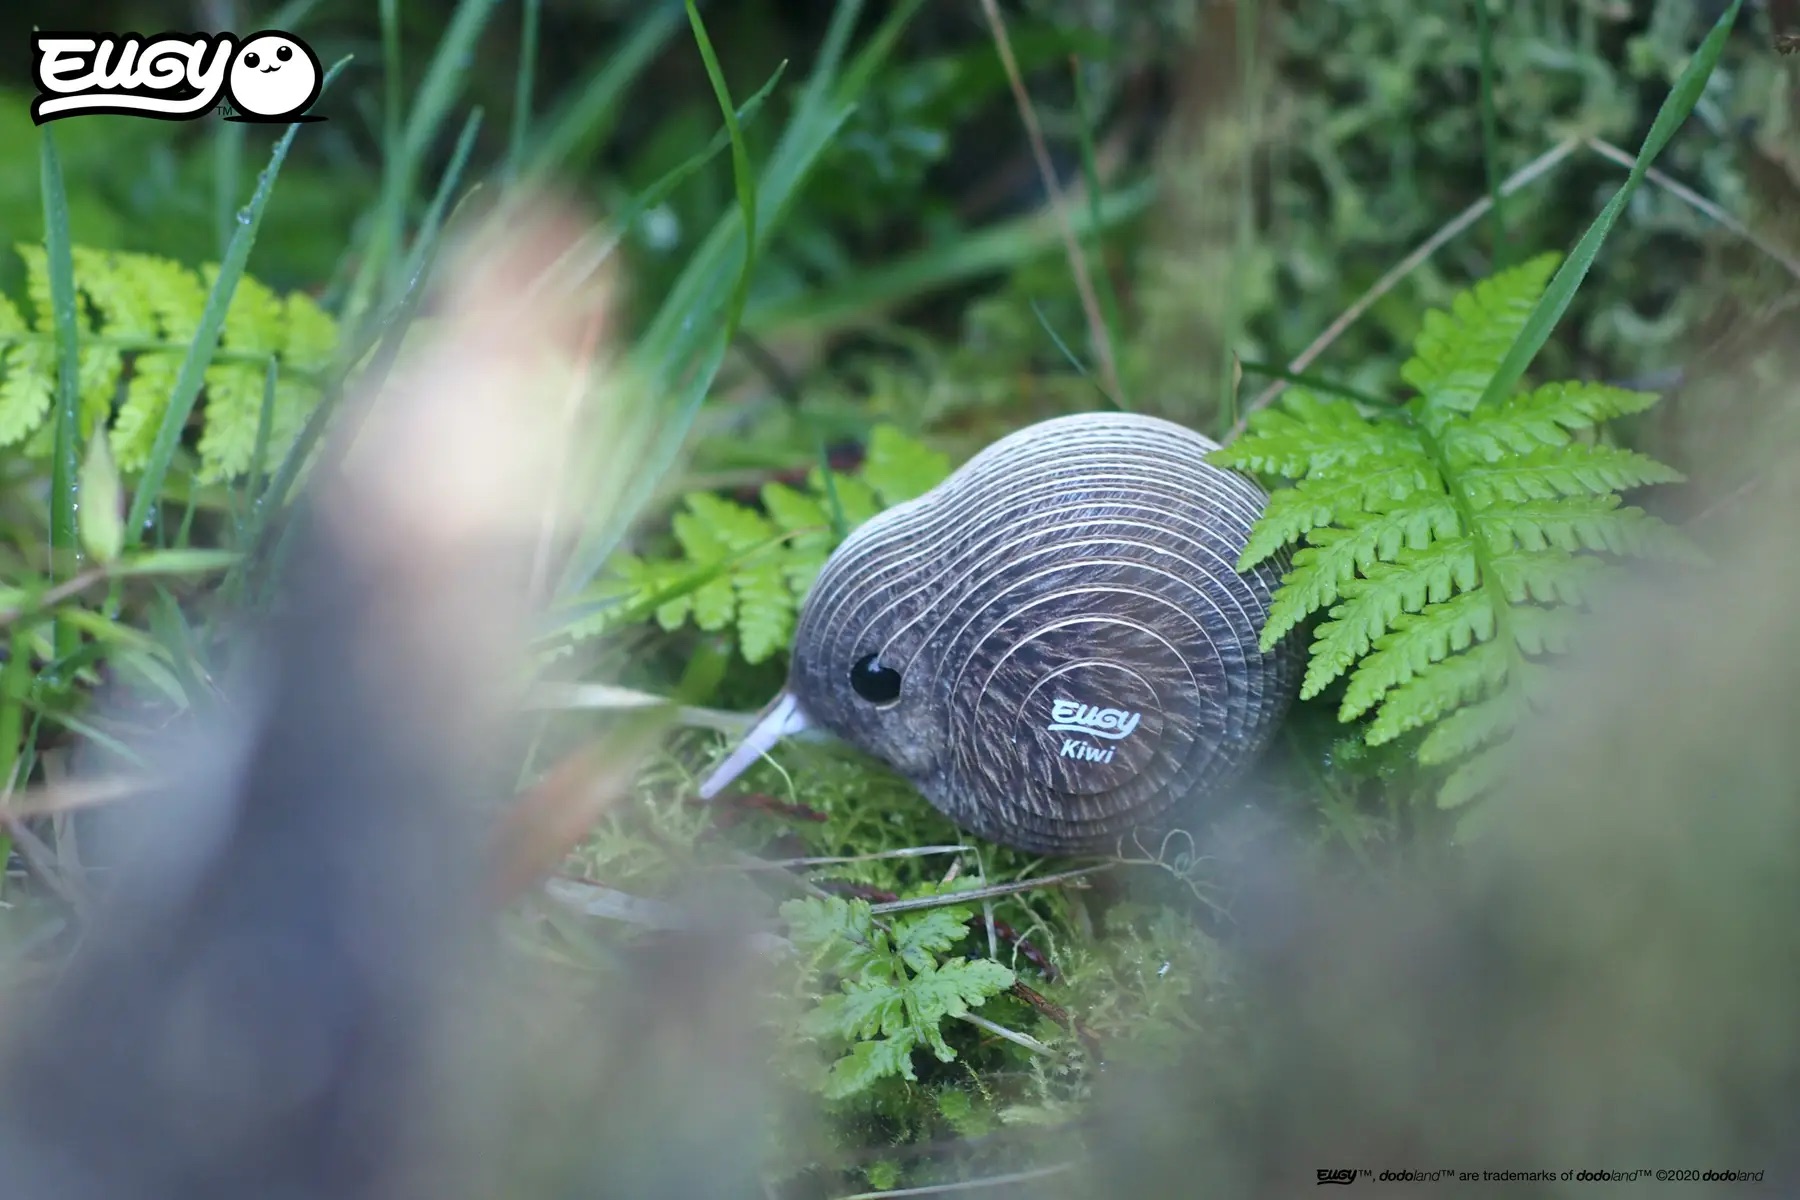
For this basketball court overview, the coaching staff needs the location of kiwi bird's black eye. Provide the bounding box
[243,52,260,67]
[276,44,293,60]
[850,654,902,706]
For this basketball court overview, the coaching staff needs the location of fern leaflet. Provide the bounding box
[0,244,337,482]
[593,426,952,663]
[1211,253,1699,808]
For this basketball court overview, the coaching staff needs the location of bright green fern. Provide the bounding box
[782,893,1015,1101]
[0,244,337,482]
[605,426,952,663]
[1211,253,1699,807]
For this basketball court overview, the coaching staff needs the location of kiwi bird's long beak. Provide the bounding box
[696,690,814,800]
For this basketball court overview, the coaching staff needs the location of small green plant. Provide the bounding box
[603,426,951,662]
[0,244,337,482]
[783,893,1015,1101]
[1212,253,1697,808]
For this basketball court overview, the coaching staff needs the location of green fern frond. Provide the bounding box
[1302,537,1479,700]
[1204,389,1403,478]
[784,893,1015,1101]
[588,426,954,663]
[1263,494,1461,646]
[1449,380,1661,456]
[1362,641,1511,747]
[1215,253,1697,810]
[0,244,339,481]
[1340,589,1497,723]
[1238,453,1439,569]
[1458,444,1682,504]
[762,481,835,594]
[861,424,952,506]
[1415,687,1525,765]
[1439,745,1512,810]
[1399,251,1558,413]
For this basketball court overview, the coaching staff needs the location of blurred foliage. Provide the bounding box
[0,85,370,296]
[0,244,335,479]
[1134,0,1797,435]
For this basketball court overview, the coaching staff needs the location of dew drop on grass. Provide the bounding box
[642,206,680,251]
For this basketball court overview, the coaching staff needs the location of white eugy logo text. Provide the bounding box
[31,30,326,125]
[1048,697,1140,764]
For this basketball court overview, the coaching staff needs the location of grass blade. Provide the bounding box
[39,128,80,662]
[212,118,244,258]
[1473,0,1742,412]
[555,0,930,597]
[0,626,35,801]
[506,0,543,184]
[526,63,788,300]
[744,176,1155,335]
[980,0,1121,402]
[1235,360,1388,408]
[344,0,502,331]
[392,107,485,300]
[232,358,280,547]
[1473,0,1508,267]
[237,273,429,609]
[241,159,491,578]
[380,0,403,238]
[1070,56,1128,406]
[521,1,686,181]
[685,0,759,362]
[112,549,241,578]
[124,56,351,547]
[1029,297,1119,411]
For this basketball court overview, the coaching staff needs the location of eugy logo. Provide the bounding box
[31,30,325,125]
[1048,697,1141,764]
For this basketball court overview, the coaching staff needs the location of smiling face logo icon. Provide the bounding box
[225,31,321,119]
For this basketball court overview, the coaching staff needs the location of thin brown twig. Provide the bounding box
[728,845,971,870]
[978,0,1122,402]
[0,567,112,628]
[1009,979,1100,1047]
[1,774,152,819]
[1230,135,1581,441]
[816,879,1061,980]
[957,1009,1057,1058]
[836,1161,1079,1199]
[1583,135,1800,283]
[866,863,1110,915]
